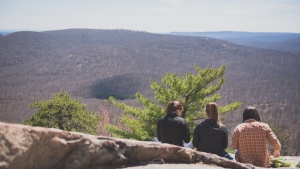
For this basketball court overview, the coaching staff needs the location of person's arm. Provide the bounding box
[182,120,190,143]
[222,126,229,150]
[231,127,239,150]
[192,125,199,148]
[266,124,281,157]
[157,119,161,141]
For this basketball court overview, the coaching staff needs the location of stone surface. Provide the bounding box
[0,122,299,169]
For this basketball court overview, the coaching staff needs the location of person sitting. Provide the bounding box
[193,102,233,159]
[231,106,281,168]
[157,101,190,147]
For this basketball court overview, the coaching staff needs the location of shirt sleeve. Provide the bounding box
[157,119,161,141]
[231,126,239,149]
[222,126,229,150]
[192,125,199,148]
[183,120,190,143]
[266,124,281,151]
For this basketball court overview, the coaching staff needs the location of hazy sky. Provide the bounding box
[1,0,300,33]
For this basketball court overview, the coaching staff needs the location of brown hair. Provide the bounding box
[243,106,261,122]
[205,102,222,127]
[166,101,183,114]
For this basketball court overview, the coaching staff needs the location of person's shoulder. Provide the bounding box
[175,116,187,123]
[199,118,210,124]
[248,121,269,127]
[195,119,209,128]
[176,116,185,121]
[157,117,164,122]
[259,122,272,129]
[237,121,248,126]
[220,124,228,130]
[233,122,246,130]
[259,122,269,126]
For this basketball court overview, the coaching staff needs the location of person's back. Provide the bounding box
[232,106,281,168]
[157,101,190,147]
[193,118,228,156]
[157,113,190,146]
[193,102,232,159]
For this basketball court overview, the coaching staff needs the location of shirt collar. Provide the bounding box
[166,112,178,118]
[244,119,256,123]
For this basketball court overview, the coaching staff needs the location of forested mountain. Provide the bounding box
[170,31,300,53]
[0,29,299,155]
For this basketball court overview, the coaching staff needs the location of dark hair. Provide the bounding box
[205,102,222,127]
[166,101,183,114]
[243,106,261,122]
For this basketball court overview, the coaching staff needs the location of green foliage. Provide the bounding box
[271,157,292,167]
[106,93,163,140]
[106,65,242,140]
[22,91,101,135]
[225,147,235,154]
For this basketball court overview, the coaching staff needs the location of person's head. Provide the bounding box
[205,102,222,127]
[242,106,261,122]
[166,101,183,116]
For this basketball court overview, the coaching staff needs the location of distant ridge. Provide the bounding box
[169,31,300,52]
[0,29,38,36]
[0,31,13,36]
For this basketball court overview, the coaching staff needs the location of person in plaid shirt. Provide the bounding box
[231,106,281,168]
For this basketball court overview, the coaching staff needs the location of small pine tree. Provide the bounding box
[22,91,101,135]
[106,65,242,140]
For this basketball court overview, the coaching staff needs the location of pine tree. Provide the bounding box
[22,91,101,135]
[106,65,242,140]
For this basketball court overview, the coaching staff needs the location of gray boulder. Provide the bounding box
[0,122,261,169]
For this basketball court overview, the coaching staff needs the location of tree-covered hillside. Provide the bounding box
[0,29,299,155]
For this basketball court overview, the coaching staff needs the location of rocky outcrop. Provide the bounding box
[0,122,273,169]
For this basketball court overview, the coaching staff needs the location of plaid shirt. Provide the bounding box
[232,119,281,168]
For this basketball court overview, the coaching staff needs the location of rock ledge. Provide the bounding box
[0,122,294,169]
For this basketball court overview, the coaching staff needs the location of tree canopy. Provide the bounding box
[22,91,101,135]
[106,65,242,140]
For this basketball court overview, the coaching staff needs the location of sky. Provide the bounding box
[1,0,300,33]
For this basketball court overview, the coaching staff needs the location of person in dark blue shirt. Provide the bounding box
[157,101,190,147]
[193,102,233,159]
